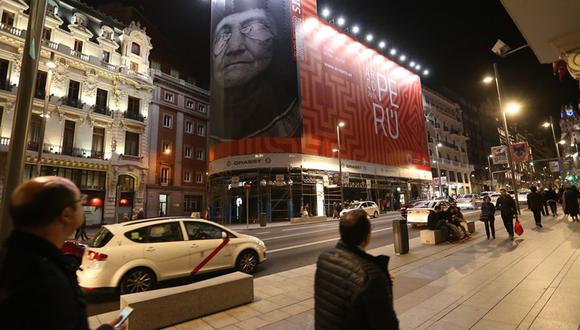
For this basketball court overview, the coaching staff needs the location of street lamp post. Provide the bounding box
[487,155,494,191]
[35,52,56,176]
[485,63,521,213]
[335,121,345,206]
[543,116,562,181]
[435,142,443,197]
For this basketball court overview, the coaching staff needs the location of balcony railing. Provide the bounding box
[71,147,104,160]
[70,49,90,62]
[63,96,84,109]
[91,104,113,117]
[0,23,24,37]
[123,111,145,122]
[119,154,143,161]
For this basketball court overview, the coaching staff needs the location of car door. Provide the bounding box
[183,221,235,273]
[135,222,191,280]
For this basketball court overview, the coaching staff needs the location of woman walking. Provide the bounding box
[564,185,580,222]
[481,196,496,239]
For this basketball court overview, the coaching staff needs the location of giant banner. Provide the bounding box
[210,0,430,173]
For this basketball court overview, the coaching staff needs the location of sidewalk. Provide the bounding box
[90,212,580,329]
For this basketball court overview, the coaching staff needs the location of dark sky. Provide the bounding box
[89,0,579,131]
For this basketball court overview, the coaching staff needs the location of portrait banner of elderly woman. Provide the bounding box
[210,0,301,142]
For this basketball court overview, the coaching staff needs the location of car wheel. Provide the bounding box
[120,268,156,294]
[236,250,258,274]
[373,211,379,218]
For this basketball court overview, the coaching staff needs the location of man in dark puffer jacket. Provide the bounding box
[314,209,399,329]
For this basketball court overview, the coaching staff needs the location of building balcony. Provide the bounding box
[119,154,143,162]
[91,104,113,117]
[0,23,24,38]
[157,178,174,186]
[123,111,145,122]
[62,96,84,109]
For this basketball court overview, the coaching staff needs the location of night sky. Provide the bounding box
[88,0,579,134]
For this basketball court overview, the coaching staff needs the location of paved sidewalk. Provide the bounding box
[91,212,580,329]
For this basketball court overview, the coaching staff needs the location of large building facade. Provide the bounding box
[423,87,475,197]
[146,68,209,218]
[0,0,153,225]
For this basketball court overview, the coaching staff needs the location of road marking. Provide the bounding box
[263,228,339,241]
[255,231,271,234]
[268,227,392,253]
[282,224,333,231]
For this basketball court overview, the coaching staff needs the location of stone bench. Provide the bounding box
[462,221,475,234]
[420,229,446,245]
[119,272,253,330]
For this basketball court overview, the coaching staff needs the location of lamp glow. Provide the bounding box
[366,34,373,42]
[505,102,521,114]
[338,122,345,128]
[423,69,429,76]
[399,55,406,61]
[437,143,443,147]
[542,122,550,128]
[352,25,360,34]
[379,41,386,48]
[322,8,330,18]
[482,76,494,84]
[390,48,397,55]
[337,17,345,26]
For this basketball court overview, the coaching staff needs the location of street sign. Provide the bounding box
[549,161,560,173]
[511,142,530,162]
[231,176,239,185]
[433,176,448,185]
[491,146,509,165]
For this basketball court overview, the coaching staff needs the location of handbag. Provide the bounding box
[514,216,524,236]
[479,214,488,222]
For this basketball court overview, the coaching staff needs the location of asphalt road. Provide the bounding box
[86,210,479,316]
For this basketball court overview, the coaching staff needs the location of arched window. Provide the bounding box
[131,42,141,55]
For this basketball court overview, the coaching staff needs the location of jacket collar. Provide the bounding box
[336,240,390,272]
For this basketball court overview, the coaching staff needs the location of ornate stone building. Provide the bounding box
[0,0,153,224]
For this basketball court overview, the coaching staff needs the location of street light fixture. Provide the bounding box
[487,154,494,191]
[541,116,562,181]
[559,140,566,145]
[483,64,521,213]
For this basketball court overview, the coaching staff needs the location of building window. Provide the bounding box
[74,39,83,52]
[91,127,105,159]
[170,68,179,78]
[68,80,80,101]
[183,170,191,183]
[183,195,196,213]
[161,141,171,154]
[43,28,52,40]
[186,99,194,109]
[197,103,207,113]
[102,51,110,63]
[195,172,203,184]
[196,124,205,136]
[196,149,205,161]
[130,61,139,72]
[102,29,113,40]
[159,193,168,216]
[34,71,47,99]
[127,96,140,114]
[131,42,141,55]
[464,173,469,183]
[457,173,463,183]
[124,132,140,156]
[95,89,108,109]
[162,114,173,128]
[185,121,193,133]
[184,146,192,158]
[1,11,15,27]
[449,171,456,182]
[164,91,174,103]
[62,120,75,156]
[73,14,86,26]
[160,168,169,185]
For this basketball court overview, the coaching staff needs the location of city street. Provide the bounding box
[86,210,479,316]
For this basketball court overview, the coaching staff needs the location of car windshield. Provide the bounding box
[89,227,113,248]
[350,202,363,209]
[413,201,432,208]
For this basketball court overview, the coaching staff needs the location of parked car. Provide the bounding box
[456,194,482,210]
[400,200,427,219]
[339,201,380,218]
[77,218,267,294]
[406,200,452,225]
[490,193,501,205]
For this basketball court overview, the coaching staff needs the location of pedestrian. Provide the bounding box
[564,185,580,222]
[480,195,496,239]
[314,209,399,329]
[332,202,338,219]
[496,188,517,240]
[137,208,145,219]
[449,206,470,238]
[545,187,558,216]
[427,205,462,242]
[74,214,90,241]
[0,176,125,329]
[540,188,549,216]
[527,186,544,228]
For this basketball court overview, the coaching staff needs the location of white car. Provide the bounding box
[406,200,452,224]
[78,218,267,294]
[490,193,501,205]
[340,201,380,218]
[456,195,481,210]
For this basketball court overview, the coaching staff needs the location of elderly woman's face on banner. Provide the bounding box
[212,8,276,88]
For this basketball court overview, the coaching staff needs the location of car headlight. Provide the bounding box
[255,238,265,248]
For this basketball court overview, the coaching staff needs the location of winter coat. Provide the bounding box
[496,195,517,216]
[527,191,544,211]
[481,202,495,220]
[564,188,580,216]
[314,241,399,330]
[0,231,113,330]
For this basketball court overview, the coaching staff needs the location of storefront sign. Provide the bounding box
[549,161,560,173]
[491,146,509,165]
